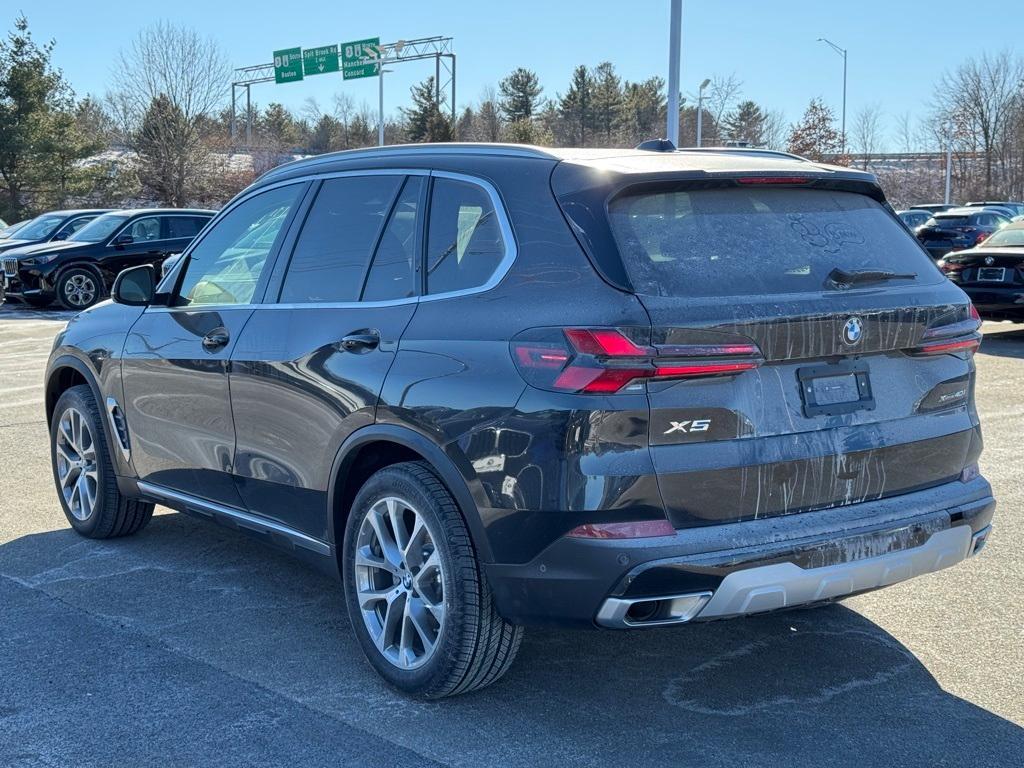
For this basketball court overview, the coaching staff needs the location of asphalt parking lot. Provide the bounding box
[0,302,1021,767]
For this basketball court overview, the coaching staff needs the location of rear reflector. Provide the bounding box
[511,327,763,393]
[567,519,676,539]
[912,306,982,355]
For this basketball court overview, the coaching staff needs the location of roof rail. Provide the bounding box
[259,142,559,181]
[676,146,811,162]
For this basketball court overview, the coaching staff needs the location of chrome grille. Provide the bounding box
[2,257,17,277]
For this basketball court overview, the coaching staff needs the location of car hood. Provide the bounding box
[3,240,92,259]
[0,238,40,254]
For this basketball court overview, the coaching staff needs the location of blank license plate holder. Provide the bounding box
[798,360,875,417]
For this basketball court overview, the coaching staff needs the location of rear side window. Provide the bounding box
[426,178,507,295]
[607,188,941,298]
[166,216,208,239]
[280,175,402,303]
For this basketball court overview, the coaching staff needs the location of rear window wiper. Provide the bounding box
[826,267,917,289]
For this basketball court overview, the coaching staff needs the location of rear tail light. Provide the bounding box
[736,176,810,185]
[567,519,675,539]
[910,306,982,356]
[976,231,990,245]
[938,259,966,274]
[960,463,980,483]
[511,328,762,394]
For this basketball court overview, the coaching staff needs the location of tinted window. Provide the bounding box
[176,184,302,307]
[166,216,208,239]
[125,217,161,241]
[70,214,130,243]
[607,188,941,299]
[280,176,402,303]
[362,177,422,301]
[426,178,507,295]
[56,216,96,238]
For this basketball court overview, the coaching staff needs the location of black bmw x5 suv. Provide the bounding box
[44,143,994,698]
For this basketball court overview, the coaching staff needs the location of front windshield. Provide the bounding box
[13,214,65,241]
[982,227,1024,247]
[0,220,27,239]
[69,214,131,243]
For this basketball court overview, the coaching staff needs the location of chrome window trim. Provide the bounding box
[137,480,331,556]
[162,168,518,311]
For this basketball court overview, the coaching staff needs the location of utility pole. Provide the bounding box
[378,66,386,147]
[818,38,848,154]
[666,0,682,145]
[696,78,710,147]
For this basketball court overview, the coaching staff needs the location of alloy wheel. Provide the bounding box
[354,496,446,670]
[55,407,99,520]
[63,273,97,307]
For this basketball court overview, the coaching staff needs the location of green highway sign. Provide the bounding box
[273,48,303,84]
[303,44,340,76]
[342,37,381,80]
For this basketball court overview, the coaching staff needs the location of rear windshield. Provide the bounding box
[929,216,969,226]
[607,187,939,298]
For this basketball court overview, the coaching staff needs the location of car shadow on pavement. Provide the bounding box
[1,510,1021,768]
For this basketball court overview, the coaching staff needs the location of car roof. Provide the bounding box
[936,207,988,216]
[94,208,217,216]
[33,209,112,217]
[257,142,873,186]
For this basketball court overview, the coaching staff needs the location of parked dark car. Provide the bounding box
[915,207,1010,258]
[897,209,931,229]
[938,221,1024,320]
[965,200,1024,217]
[0,209,110,257]
[44,143,993,698]
[3,208,214,309]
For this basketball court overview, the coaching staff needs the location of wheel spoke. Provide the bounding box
[407,596,438,654]
[386,497,411,556]
[61,465,79,490]
[355,545,397,575]
[377,589,405,653]
[358,585,395,611]
[367,504,403,569]
[403,516,428,567]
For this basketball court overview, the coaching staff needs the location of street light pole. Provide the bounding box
[666,0,682,145]
[817,38,848,154]
[696,78,711,147]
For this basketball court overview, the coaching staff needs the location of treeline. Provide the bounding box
[2,15,1024,221]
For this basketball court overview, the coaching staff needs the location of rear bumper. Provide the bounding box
[485,477,994,628]
[960,285,1024,317]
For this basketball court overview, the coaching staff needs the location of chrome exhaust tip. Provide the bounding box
[971,525,992,556]
[595,591,712,628]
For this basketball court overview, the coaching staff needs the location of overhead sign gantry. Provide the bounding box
[230,35,456,145]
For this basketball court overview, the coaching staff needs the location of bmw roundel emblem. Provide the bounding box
[985,256,995,266]
[842,317,863,345]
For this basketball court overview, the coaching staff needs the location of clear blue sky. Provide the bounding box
[15,0,1024,149]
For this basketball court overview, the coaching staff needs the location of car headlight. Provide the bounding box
[21,253,61,265]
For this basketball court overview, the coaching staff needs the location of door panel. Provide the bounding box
[229,303,416,539]
[122,307,254,505]
[120,184,307,506]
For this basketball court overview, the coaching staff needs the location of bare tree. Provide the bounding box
[704,74,742,142]
[932,50,1024,196]
[109,22,229,205]
[852,103,884,169]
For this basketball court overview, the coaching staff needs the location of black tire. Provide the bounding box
[55,266,103,310]
[343,461,522,698]
[50,385,154,538]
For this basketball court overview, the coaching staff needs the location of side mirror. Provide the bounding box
[114,233,134,246]
[112,265,155,306]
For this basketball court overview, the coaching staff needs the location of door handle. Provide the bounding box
[202,327,230,352]
[340,331,380,352]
